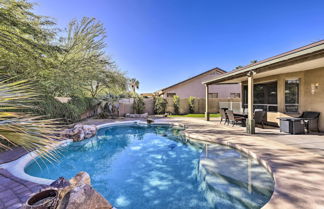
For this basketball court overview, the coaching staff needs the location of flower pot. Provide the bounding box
[25,188,59,209]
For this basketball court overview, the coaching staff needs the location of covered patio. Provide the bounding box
[203,40,324,134]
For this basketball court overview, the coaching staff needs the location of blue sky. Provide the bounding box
[34,0,324,93]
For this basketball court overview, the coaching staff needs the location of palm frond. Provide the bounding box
[0,78,63,162]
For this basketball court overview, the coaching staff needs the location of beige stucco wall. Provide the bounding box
[165,98,241,114]
[163,72,241,99]
[243,68,324,131]
[303,68,324,131]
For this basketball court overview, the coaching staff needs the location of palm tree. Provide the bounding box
[129,78,139,93]
[0,79,62,161]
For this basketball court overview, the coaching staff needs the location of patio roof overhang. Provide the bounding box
[203,40,324,85]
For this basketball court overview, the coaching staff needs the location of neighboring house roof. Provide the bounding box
[158,67,226,93]
[203,40,324,85]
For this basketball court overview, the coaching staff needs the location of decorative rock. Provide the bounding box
[62,125,97,142]
[50,177,70,188]
[69,171,91,186]
[53,172,113,209]
[58,184,113,209]
[147,118,154,124]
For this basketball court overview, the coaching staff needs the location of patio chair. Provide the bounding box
[219,108,229,124]
[226,110,245,127]
[298,111,320,133]
[254,110,266,129]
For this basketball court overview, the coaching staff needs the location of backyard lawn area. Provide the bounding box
[168,114,220,118]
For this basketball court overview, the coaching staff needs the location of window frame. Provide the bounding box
[208,93,218,98]
[230,93,240,98]
[284,79,300,113]
[166,93,176,98]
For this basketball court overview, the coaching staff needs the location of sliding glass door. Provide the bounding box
[243,81,278,112]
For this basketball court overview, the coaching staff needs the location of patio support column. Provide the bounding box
[247,71,255,134]
[205,84,210,121]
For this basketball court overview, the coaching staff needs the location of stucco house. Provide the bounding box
[156,68,241,99]
[203,40,324,133]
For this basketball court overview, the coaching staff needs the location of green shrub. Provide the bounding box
[173,95,180,115]
[133,96,145,114]
[32,96,96,123]
[154,96,166,114]
[188,96,196,113]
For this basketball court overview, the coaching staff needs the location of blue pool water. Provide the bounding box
[25,124,273,209]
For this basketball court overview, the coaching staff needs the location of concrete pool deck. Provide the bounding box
[1,117,324,208]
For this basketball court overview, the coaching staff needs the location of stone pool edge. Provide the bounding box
[0,139,72,185]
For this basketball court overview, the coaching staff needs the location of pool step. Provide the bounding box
[198,145,273,208]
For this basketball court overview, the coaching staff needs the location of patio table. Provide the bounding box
[278,117,316,134]
[278,117,305,134]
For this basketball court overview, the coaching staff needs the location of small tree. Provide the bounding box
[188,96,196,113]
[129,78,140,93]
[173,95,180,115]
[133,96,145,114]
[154,97,166,114]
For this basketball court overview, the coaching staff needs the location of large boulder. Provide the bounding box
[56,172,113,209]
[58,184,113,209]
[69,171,91,186]
[50,177,70,188]
[62,125,97,142]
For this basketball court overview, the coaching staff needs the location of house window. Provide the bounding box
[208,93,218,98]
[285,79,299,112]
[243,81,278,112]
[166,93,176,98]
[230,93,240,98]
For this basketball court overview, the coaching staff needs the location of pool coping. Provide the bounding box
[0,120,275,208]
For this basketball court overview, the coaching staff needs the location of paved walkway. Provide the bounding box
[0,147,28,165]
[0,168,45,209]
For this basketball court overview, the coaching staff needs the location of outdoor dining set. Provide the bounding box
[219,107,320,135]
[219,108,265,128]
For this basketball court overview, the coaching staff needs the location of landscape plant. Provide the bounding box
[0,0,129,123]
[133,95,145,114]
[0,79,62,160]
[129,78,140,93]
[188,96,196,113]
[32,96,96,123]
[154,96,167,114]
[173,95,180,114]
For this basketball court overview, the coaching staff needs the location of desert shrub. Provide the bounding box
[188,96,196,113]
[32,96,96,123]
[154,96,166,114]
[173,95,180,114]
[133,96,145,114]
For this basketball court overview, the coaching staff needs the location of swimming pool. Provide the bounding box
[25,123,273,209]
